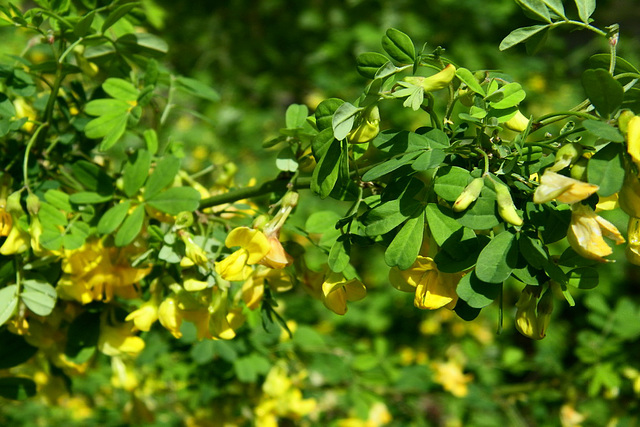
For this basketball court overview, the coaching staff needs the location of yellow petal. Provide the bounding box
[158,298,183,338]
[225,227,271,264]
[567,204,613,261]
[215,249,253,281]
[533,170,599,204]
[125,303,158,332]
[414,270,458,310]
[323,286,348,315]
[183,277,209,292]
[627,115,640,168]
[259,235,292,269]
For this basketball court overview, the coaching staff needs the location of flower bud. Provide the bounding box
[158,297,183,338]
[453,177,484,212]
[493,179,523,226]
[515,286,540,339]
[405,64,457,93]
[347,105,380,144]
[570,157,588,181]
[536,289,554,339]
[619,171,640,217]
[550,142,583,172]
[26,193,40,215]
[504,110,530,132]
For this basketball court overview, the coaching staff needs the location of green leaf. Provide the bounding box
[425,203,462,246]
[123,149,151,197]
[587,143,625,196]
[275,146,298,172]
[116,32,169,55]
[306,210,341,234]
[101,3,137,32]
[455,185,500,230]
[175,76,220,102]
[411,149,446,172]
[85,98,129,116]
[72,160,114,194]
[97,200,132,235]
[103,78,139,102]
[0,330,37,369]
[361,152,420,181]
[488,83,526,109]
[582,120,624,142]
[74,10,95,37]
[145,187,201,215]
[315,98,344,131]
[143,129,159,154]
[435,233,489,273]
[69,191,112,204]
[475,231,518,283]
[0,377,37,400]
[568,267,599,289]
[144,155,181,200]
[434,166,471,202]
[285,104,309,129]
[115,204,145,247]
[382,28,415,64]
[356,52,389,79]
[384,213,424,270]
[44,190,72,212]
[515,0,552,23]
[65,311,100,364]
[575,0,596,23]
[311,138,342,199]
[21,278,57,316]
[364,199,420,236]
[454,299,482,321]
[542,0,566,18]
[518,234,549,269]
[38,201,67,226]
[63,222,90,250]
[332,102,360,141]
[582,69,624,118]
[374,130,446,156]
[589,54,640,76]
[86,112,128,150]
[328,235,351,273]
[233,353,271,383]
[0,285,18,327]
[455,67,486,96]
[499,25,549,51]
[457,270,501,308]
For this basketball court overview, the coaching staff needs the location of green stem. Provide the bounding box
[536,111,595,127]
[476,148,490,175]
[199,177,311,210]
[23,124,48,194]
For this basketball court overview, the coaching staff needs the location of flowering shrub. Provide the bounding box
[1,0,640,425]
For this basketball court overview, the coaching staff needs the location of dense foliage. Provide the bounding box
[1,0,640,426]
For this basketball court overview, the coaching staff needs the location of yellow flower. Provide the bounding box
[0,191,30,255]
[110,356,139,391]
[242,266,293,309]
[58,239,150,303]
[619,171,640,217]
[431,359,473,397]
[215,227,271,281]
[389,256,461,310]
[208,290,245,340]
[567,204,625,262]
[158,297,183,338]
[0,208,11,236]
[259,234,293,269]
[514,285,553,340]
[321,271,367,315]
[533,170,599,204]
[98,322,145,357]
[627,115,640,170]
[180,231,210,269]
[504,110,530,132]
[125,302,159,332]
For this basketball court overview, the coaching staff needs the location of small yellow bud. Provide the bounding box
[504,110,530,132]
[422,64,456,92]
[347,105,380,144]
[493,179,523,226]
[452,177,484,212]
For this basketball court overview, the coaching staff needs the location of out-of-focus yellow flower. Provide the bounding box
[389,256,461,310]
[111,356,139,391]
[567,204,624,262]
[183,277,210,292]
[242,266,293,309]
[98,322,145,357]
[619,171,640,217]
[321,271,366,315]
[125,302,159,332]
[255,365,316,427]
[180,230,210,269]
[627,115,640,170]
[58,239,150,303]
[13,97,37,132]
[560,403,586,427]
[337,402,393,427]
[533,170,599,204]
[215,227,271,281]
[208,290,245,340]
[0,191,30,255]
[158,297,183,338]
[431,359,473,397]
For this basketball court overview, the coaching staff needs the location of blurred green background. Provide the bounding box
[2,0,640,426]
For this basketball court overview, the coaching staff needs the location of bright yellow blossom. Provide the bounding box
[626,115,640,170]
[242,266,293,309]
[98,322,145,357]
[125,302,159,332]
[389,256,462,310]
[533,170,599,204]
[215,227,271,281]
[567,204,624,262]
[431,359,473,397]
[625,217,640,266]
[321,271,366,315]
[158,297,183,338]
